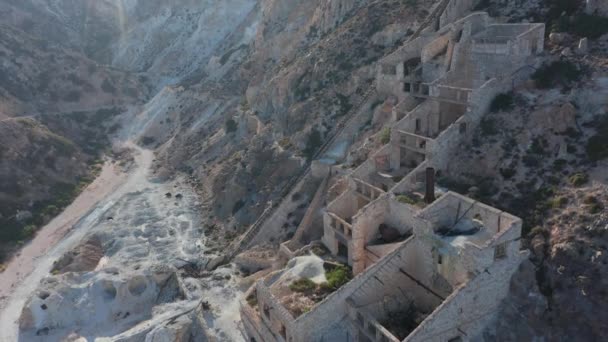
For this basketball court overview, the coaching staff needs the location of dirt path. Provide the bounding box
[0,143,152,341]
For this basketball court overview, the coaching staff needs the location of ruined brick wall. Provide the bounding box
[294,238,416,342]
[404,251,526,342]
[351,195,389,273]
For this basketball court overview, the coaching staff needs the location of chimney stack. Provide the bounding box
[425,167,436,204]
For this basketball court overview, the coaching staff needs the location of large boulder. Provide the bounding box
[530,102,577,134]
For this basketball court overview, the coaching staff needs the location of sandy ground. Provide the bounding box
[0,160,127,305]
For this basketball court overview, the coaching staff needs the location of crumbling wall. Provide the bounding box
[294,238,415,342]
[404,252,526,342]
[256,279,296,340]
[351,195,389,274]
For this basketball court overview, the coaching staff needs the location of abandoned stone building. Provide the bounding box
[240,6,545,342]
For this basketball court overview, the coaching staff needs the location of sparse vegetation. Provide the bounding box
[225,118,238,133]
[246,292,258,307]
[289,278,317,292]
[554,14,608,39]
[232,200,245,214]
[550,196,568,209]
[490,92,514,113]
[320,264,352,290]
[480,117,499,136]
[141,136,156,146]
[379,127,391,144]
[303,128,323,160]
[569,172,589,187]
[499,167,516,180]
[586,115,608,161]
[532,61,581,89]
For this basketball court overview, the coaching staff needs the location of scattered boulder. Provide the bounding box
[530,103,577,134]
[549,32,569,44]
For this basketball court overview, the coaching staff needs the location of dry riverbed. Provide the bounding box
[0,143,244,341]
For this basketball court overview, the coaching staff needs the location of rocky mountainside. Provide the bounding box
[0,0,607,340]
[0,17,146,259]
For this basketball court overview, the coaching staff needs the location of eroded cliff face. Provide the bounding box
[148,0,435,236]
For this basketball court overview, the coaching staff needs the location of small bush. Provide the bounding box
[583,195,598,205]
[569,172,589,187]
[22,225,37,239]
[553,159,568,172]
[303,128,323,160]
[529,226,550,238]
[586,115,608,161]
[532,61,581,89]
[289,278,316,292]
[246,293,258,307]
[396,195,416,205]
[225,118,238,133]
[232,200,245,214]
[549,196,568,209]
[499,167,517,180]
[490,93,514,113]
[588,203,603,214]
[480,118,498,136]
[141,136,156,146]
[321,264,352,290]
[568,14,608,39]
[379,127,391,145]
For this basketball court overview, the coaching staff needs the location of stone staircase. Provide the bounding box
[208,85,377,269]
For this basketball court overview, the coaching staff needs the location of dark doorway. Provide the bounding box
[338,241,348,258]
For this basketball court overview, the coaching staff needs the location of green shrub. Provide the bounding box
[22,225,37,239]
[289,278,317,292]
[568,14,608,39]
[549,196,568,209]
[396,195,416,205]
[232,200,245,214]
[480,118,498,136]
[583,195,598,205]
[499,167,516,180]
[141,136,156,146]
[569,172,589,187]
[225,118,238,133]
[379,127,391,145]
[321,264,352,290]
[529,226,550,238]
[246,293,258,307]
[586,115,608,161]
[532,61,581,89]
[490,93,514,113]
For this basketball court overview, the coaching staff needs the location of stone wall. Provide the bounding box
[294,237,416,342]
[404,252,526,342]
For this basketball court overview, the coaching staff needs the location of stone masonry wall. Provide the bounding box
[404,252,526,342]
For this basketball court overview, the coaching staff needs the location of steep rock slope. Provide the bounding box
[0,0,259,84]
[0,23,147,259]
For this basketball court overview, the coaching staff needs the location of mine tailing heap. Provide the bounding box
[240,2,545,341]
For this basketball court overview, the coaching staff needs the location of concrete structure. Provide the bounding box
[240,8,544,342]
